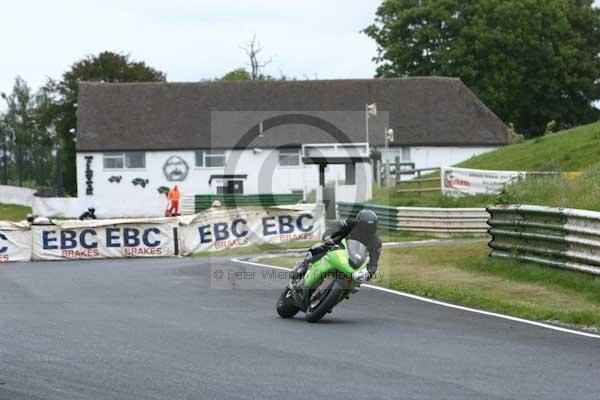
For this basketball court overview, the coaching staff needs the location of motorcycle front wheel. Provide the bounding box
[305,280,345,323]
[276,287,300,318]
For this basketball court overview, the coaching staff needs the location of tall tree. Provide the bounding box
[1,77,39,186]
[364,0,600,136]
[219,35,280,81]
[241,35,272,80]
[45,51,166,194]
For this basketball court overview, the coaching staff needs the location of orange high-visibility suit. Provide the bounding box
[167,186,181,216]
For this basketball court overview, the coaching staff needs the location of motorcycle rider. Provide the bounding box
[292,209,382,286]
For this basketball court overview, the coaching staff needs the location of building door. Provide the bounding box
[226,180,244,194]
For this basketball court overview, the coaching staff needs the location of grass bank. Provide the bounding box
[259,242,600,330]
[370,186,496,208]
[370,122,600,209]
[0,204,31,221]
[372,161,600,211]
[497,163,600,211]
[461,121,600,171]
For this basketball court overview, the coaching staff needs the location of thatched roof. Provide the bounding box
[76,77,508,151]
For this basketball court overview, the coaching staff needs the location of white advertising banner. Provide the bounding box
[179,204,326,256]
[31,217,178,261]
[441,166,526,196]
[0,185,35,207]
[0,221,32,262]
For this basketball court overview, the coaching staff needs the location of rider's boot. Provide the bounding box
[292,250,315,282]
[290,262,310,310]
[291,260,308,281]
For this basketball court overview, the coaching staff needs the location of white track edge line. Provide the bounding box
[231,258,600,339]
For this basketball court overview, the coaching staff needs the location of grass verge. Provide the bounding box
[0,203,32,221]
[192,229,435,257]
[370,185,497,208]
[192,240,319,258]
[496,163,600,211]
[259,241,600,329]
[372,160,600,211]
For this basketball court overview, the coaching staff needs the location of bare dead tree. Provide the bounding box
[241,34,272,80]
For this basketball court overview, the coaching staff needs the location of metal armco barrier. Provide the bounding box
[337,202,489,234]
[487,205,600,275]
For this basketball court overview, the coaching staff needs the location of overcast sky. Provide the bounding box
[1,0,599,98]
[0,0,381,95]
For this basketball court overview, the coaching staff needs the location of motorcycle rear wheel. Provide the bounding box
[276,288,300,318]
[305,280,345,323]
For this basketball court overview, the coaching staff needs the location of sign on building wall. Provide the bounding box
[31,218,178,261]
[85,155,94,195]
[163,156,189,181]
[441,166,525,196]
[0,221,32,262]
[179,204,325,255]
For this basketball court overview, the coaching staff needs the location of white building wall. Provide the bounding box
[76,149,335,216]
[74,145,492,217]
[382,146,500,169]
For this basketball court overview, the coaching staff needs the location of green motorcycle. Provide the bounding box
[276,239,370,323]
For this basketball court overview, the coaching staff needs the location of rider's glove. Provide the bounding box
[352,270,370,284]
[323,236,335,248]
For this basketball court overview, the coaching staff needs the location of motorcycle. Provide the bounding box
[276,239,370,323]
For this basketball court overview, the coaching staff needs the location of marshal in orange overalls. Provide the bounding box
[167,186,181,216]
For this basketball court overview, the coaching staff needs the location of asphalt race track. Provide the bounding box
[1,257,599,400]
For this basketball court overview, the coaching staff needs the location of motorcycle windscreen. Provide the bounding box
[346,239,369,269]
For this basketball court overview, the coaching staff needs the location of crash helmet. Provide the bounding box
[355,209,378,238]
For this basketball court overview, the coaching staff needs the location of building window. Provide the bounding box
[279,149,301,166]
[103,154,124,169]
[125,152,146,168]
[103,152,146,169]
[195,150,225,167]
[206,150,225,167]
[401,147,411,161]
[194,150,204,167]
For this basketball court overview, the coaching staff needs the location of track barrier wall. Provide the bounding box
[31,217,179,261]
[179,204,325,255]
[337,202,489,234]
[0,185,36,207]
[0,204,325,263]
[0,220,32,262]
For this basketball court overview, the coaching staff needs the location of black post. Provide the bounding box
[17,143,22,187]
[34,142,40,186]
[1,132,7,185]
[56,145,64,197]
[345,163,356,185]
[395,156,400,189]
[318,164,325,186]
